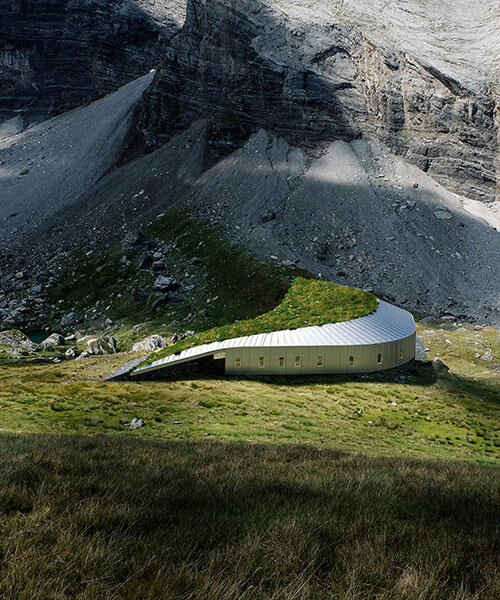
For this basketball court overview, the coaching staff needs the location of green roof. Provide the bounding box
[136,277,377,369]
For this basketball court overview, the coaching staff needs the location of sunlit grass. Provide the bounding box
[0,321,497,462]
[139,277,377,368]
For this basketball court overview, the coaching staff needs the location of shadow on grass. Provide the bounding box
[0,434,498,599]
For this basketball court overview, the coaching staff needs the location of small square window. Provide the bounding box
[234,357,241,368]
[317,355,324,367]
[377,353,382,364]
[279,356,285,367]
[399,349,404,359]
[258,356,265,368]
[349,355,355,366]
[295,356,301,367]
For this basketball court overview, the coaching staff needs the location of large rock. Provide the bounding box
[61,312,83,328]
[154,276,180,292]
[42,333,65,347]
[132,335,168,353]
[65,346,78,359]
[0,330,39,353]
[86,336,117,355]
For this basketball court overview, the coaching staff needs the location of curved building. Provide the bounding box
[132,299,416,377]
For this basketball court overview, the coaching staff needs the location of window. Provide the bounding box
[317,355,324,367]
[295,356,301,367]
[349,355,355,366]
[258,356,265,368]
[377,353,382,364]
[234,357,241,368]
[279,356,285,368]
[399,349,404,360]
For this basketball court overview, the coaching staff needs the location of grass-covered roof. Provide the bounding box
[137,277,377,368]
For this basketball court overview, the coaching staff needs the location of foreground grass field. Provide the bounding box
[0,319,498,598]
[0,435,498,600]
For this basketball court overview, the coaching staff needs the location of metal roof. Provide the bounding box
[132,300,415,375]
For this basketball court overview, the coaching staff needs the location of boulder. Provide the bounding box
[124,418,145,430]
[40,341,55,352]
[154,276,180,292]
[152,260,166,271]
[131,288,148,301]
[61,312,83,328]
[132,334,168,353]
[480,350,493,362]
[260,209,276,223]
[0,329,39,353]
[65,346,78,359]
[75,351,90,360]
[139,254,153,270]
[433,210,453,220]
[86,336,117,355]
[43,333,65,346]
[432,358,449,373]
[122,231,154,252]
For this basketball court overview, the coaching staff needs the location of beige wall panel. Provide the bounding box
[224,334,415,376]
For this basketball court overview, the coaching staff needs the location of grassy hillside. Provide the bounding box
[0,319,498,598]
[45,210,298,334]
[138,277,377,368]
[0,322,498,463]
[0,434,498,600]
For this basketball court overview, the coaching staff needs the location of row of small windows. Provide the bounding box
[234,349,404,368]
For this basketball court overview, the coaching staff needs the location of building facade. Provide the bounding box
[132,300,416,378]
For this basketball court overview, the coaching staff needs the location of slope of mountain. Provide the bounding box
[136,0,499,203]
[0,71,154,249]
[0,0,499,328]
[0,0,186,126]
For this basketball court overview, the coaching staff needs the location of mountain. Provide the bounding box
[0,0,499,327]
[0,0,186,127]
[136,0,499,204]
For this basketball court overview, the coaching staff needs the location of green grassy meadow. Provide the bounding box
[0,435,498,600]
[0,322,498,461]
[0,321,498,598]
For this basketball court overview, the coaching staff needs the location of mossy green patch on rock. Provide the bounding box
[138,277,377,368]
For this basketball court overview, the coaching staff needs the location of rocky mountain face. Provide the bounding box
[0,0,186,127]
[137,0,499,204]
[0,0,499,328]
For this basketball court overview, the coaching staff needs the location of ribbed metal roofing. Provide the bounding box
[132,300,415,375]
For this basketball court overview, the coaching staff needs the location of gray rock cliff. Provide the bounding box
[0,0,186,125]
[136,0,499,204]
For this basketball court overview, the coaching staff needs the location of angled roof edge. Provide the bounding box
[132,300,415,376]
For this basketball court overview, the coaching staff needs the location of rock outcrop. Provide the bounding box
[132,335,168,352]
[0,330,39,354]
[0,0,186,126]
[136,0,498,204]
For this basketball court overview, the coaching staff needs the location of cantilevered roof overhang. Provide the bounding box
[132,300,416,376]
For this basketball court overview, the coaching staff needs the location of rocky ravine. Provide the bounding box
[0,0,186,128]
